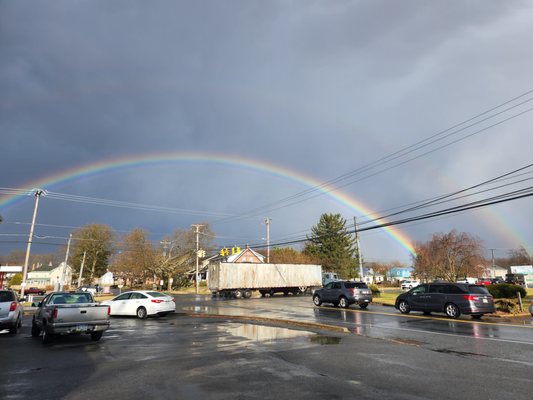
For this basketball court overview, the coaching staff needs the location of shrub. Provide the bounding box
[494,299,522,314]
[369,284,381,297]
[488,283,526,299]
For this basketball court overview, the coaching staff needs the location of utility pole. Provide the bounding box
[21,189,45,298]
[77,251,86,288]
[60,233,72,290]
[490,248,496,278]
[264,218,271,263]
[354,217,364,282]
[191,224,204,294]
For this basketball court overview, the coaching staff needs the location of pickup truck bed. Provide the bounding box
[32,292,110,344]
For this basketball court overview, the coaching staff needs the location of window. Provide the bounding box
[345,282,368,289]
[0,291,15,302]
[445,285,465,294]
[429,285,446,294]
[146,291,166,298]
[411,285,427,294]
[468,285,490,295]
[131,293,148,300]
[115,293,132,301]
[332,282,342,289]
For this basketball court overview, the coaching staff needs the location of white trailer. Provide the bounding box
[208,263,322,298]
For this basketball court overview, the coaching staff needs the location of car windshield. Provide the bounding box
[344,282,368,289]
[468,285,490,295]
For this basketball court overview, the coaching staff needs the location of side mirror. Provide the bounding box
[37,302,42,307]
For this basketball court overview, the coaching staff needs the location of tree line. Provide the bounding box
[1,213,530,287]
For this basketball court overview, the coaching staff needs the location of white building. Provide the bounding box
[27,262,73,289]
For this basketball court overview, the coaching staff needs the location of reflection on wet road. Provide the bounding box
[178,294,533,365]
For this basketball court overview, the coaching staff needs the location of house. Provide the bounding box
[481,265,508,279]
[27,261,73,289]
[388,267,414,281]
[99,270,114,286]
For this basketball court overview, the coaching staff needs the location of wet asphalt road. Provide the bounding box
[1,294,532,400]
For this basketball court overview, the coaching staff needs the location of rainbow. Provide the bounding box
[0,152,417,256]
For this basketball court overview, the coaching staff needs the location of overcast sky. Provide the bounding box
[1,0,532,264]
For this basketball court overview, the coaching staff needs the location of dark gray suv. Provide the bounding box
[395,282,495,319]
[313,281,372,309]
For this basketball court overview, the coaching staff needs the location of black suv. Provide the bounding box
[395,282,495,319]
[313,281,372,309]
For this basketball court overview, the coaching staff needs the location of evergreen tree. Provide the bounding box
[304,213,356,278]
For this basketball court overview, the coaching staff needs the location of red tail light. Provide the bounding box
[463,295,479,301]
[151,299,164,304]
[171,298,175,302]
[9,302,17,312]
[52,308,58,319]
[107,306,110,316]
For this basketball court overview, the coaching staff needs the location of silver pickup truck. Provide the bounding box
[31,291,110,344]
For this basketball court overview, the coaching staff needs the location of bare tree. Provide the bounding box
[413,230,486,281]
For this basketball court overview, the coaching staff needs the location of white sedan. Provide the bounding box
[101,291,176,319]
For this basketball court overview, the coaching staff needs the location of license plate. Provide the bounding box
[76,325,88,332]
[483,299,488,303]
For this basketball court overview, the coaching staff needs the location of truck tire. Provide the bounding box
[243,289,252,299]
[42,328,54,344]
[233,290,243,299]
[31,320,41,337]
[90,331,104,341]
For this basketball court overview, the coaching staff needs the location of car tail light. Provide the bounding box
[171,298,175,302]
[52,307,58,319]
[107,306,110,316]
[9,302,17,312]
[151,299,164,303]
[463,295,479,301]
[349,288,355,295]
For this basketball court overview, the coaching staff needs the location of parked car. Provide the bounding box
[395,282,495,319]
[476,278,492,286]
[312,281,372,309]
[401,280,419,290]
[100,290,176,319]
[0,289,23,334]
[19,287,46,296]
[491,277,504,284]
[32,291,110,344]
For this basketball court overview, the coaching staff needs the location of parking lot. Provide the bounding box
[1,294,532,400]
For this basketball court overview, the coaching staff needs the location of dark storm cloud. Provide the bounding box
[1,1,532,260]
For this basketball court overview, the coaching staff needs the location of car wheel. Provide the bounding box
[359,303,368,309]
[471,314,483,320]
[339,296,349,309]
[42,328,53,344]
[313,295,322,306]
[90,331,103,341]
[136,306,148,319]
[31,320,41,337]
[9,318,19,334]
[398,300,410,314]
[445,303,461,319]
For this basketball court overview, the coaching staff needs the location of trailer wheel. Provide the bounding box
[269,289,276,297]
[234,290,243,299]
[243,289,252,299]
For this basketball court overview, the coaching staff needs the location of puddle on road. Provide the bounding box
[218,323,342,348]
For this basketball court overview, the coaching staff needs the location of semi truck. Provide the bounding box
[208,263,322,298]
